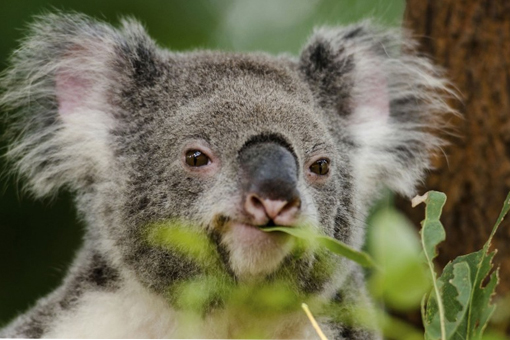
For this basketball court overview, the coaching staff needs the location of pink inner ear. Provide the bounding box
[366,77,390,118]
[55,71,90,116]
[360,69,390,119]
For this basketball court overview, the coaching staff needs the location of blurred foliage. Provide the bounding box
[145,220,377,338]
[0,0,405,328]
[264,225,378,268]
[366,201,431,312]
[132,192,509,339]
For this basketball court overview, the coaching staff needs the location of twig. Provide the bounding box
[302,303,328,340]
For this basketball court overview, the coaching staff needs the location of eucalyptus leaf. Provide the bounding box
[418,191,510,340]
[262,226,377,268]
[416,191,447,340]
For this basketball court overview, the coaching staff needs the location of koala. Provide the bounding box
[0,13,451,339]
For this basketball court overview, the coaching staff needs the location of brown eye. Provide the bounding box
[309,159,329,176]
[185,150,210,167]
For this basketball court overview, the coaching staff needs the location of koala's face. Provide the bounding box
[109,54,354,288]
[2,15,448,297]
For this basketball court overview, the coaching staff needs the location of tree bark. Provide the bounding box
[401,0,510,296]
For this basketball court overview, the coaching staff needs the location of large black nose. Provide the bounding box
[239,142,301,226]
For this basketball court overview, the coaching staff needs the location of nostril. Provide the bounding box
[250,195,263,209]
[272,197,301,226]
[282,197,301,213]
[245,193,270,225]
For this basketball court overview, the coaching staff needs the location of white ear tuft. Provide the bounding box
[299,21,456,199]
[351,58,390,124]
[54,38,116,116]
[0,13,157,197]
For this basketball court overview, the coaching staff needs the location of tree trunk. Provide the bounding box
[401,0,510,296]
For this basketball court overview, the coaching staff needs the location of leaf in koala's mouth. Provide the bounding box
[262,226,378,269]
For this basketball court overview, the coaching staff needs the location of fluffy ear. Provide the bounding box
[299,22,455,198]
[1,13,161,197]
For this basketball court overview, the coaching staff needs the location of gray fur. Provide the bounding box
[0,12,452,339]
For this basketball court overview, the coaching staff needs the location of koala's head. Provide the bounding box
[1,14,451,293]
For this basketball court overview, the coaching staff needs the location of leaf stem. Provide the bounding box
[302,303,328,340]
[422,233,446,340]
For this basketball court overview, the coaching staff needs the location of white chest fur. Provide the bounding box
[43,279,319,339]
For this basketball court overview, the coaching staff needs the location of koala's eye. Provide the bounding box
[185,150,210,167]
[309,159,329,176]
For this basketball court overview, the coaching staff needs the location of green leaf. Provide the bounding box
[418,191,510,340]
[173,275,232,311]
[438,261,472,339]
[262,226,378,268]
[486,192,510,248]
[229,281,303,315]
[416,191,447,340]
[417,191,447,265]
[444,191,509,340]
[146,220,223,272]
[367,206,431,311]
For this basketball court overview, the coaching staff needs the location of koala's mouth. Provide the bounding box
[258,219,277,228]
[213,219,294,279]
[229,221,288,246]
[211,215,289,240]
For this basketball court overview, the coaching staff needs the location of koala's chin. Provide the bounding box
[219,220,296,280]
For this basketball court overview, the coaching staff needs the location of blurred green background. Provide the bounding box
[0,0,404,327]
